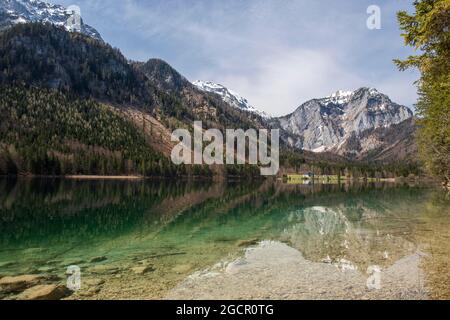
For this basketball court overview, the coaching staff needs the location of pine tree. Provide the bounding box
[395,0,450,183]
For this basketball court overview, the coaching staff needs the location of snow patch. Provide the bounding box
[193,80,271,119]
[322,90,354,105]
[1,0,102,41]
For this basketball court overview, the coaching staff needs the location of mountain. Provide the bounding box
[0,23,156,108]
[193,80,271,119]
[0,0,102,41]
[275,88,414,158]
[0,25,270,177]
[0,23,190,177]
[0,22,419,177]
[137,59,270,131]
[137,58,193,94]
[356,117,417,162]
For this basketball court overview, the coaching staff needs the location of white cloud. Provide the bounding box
[55,0,419,115]
[376,70,420,110]
[198,47,365,116]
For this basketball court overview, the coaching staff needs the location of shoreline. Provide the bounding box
[0,174,442,185]
[64,175,144,180]
[0,174,217,181]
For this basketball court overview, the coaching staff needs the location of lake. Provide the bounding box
[0,178,449,300]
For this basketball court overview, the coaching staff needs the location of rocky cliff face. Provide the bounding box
[0,0,102,41]
[191,82,415,161]
[355,117,417,162]
[275,88,413,157]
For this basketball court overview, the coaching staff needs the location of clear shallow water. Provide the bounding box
[0,178,449,299]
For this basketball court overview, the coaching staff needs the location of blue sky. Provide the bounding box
[52,0,420,116]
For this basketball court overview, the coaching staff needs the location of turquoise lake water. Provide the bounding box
[0,178,449,299]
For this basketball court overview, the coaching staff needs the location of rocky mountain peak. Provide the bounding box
[324,90,354,105]
[139,58,191,93]
[193,80,271,118]
[277,87,413,155]
[0,0,103,41]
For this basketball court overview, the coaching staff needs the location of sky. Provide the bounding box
[51,0,420,116]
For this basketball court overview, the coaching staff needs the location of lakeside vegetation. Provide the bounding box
[280,151,421,180]
[395,0,450,184]
[284,174,398,185]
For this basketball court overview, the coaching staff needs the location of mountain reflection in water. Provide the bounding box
[0,178,449,299]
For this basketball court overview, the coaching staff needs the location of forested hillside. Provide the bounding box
[0,23,157,109]
[0,86,197,176]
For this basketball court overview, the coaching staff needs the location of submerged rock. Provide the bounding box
[75,278,105,298]
[37,266,57,273]
[90,256,108,263]
[0,275,46,293]
[131,265,155,275]
[88,265,119,275]
[171,264,192,274]
[17,284,71,300]
[78,286,101,297]
[84,278,105,287]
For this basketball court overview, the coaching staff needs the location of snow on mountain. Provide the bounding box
[0,0,103,41]
[323,90,354,105]
[276,87,414,155]
[193,80,271,119]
